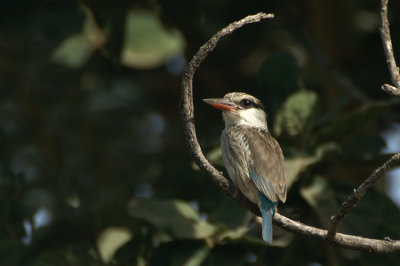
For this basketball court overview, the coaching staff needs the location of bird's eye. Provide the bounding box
[241,99,252,107]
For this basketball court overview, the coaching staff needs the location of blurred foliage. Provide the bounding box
[273,90,318,138]
[1,0,400,265]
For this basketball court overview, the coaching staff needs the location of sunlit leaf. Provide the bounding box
[120,9,185,69]
[97,227,133,264]
[51,5,106,68]
[113,227,154,265]
[129,198,217,239]
[51,32,91,68]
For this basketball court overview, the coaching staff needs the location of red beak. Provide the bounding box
[203,98,237,112]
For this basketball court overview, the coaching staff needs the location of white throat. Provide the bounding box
[222,108,268,130]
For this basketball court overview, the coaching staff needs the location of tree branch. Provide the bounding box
[180,12,273,215]
[327,153,400,239]
[257,213,400,253]
[180,12,400,253]
[380,0,400,97]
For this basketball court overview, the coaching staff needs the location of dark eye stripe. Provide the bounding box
[253,102,263,109]
[239,98,264,109]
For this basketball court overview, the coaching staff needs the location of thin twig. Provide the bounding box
[180,12,400,253]
[327,153,400,239]
[380,0,400,96]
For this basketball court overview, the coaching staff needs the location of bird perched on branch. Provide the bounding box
[203,92,286,243]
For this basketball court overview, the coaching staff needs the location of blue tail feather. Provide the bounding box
[259,193,277,244]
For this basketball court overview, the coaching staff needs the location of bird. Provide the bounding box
[203,92,286,244]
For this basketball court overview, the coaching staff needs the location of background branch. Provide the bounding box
[327,153,400,239]
[380,0,400,97]
[180,12,400,254]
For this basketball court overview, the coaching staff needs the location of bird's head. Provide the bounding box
[203,92,268,129]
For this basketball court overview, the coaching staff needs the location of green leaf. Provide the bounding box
[51,5,106,68]
[205,146,224,168]
[120,9,185,69]
[180,244,210,266]
[193,145,224,171]
[209,198,250,228]
[96,227,132,264]
[129,198,217,239]
[273,90,319,137]
[285,143,340,188]
[216,226,250,242]
[51,33,93,68]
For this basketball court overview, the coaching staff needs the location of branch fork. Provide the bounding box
[380,0,400,97]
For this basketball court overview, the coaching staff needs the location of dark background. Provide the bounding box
[1,0,400,265]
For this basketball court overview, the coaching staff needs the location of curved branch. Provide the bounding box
[327,153,400,239]
[180,12,273,215]
[380,0,400,97]
[180,12,400,253]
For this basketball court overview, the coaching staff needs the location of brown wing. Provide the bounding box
[246,128,287,203]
